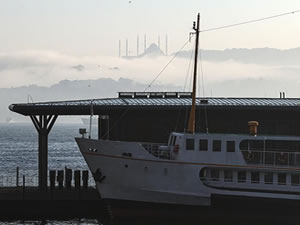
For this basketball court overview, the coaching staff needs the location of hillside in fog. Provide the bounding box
[176,47,300,65]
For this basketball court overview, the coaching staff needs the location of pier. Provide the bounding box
[0,167,104,220]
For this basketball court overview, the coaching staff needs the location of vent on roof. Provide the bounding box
[118,92,134,98]
[134,92,149,98]
[150,92,164,98]
[178,92,192,98]
[118,92,192,99]
[165,92,178,98]
[200,99,209,104]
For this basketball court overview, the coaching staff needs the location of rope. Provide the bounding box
[183,39,195,92]
[201,10,300,33]
[144,38,191,92]
[103,38,193,137]
[174,39,195,132]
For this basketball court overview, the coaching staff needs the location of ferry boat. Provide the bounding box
[75,14,300,222]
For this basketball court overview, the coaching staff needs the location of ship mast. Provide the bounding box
[187,13,200,133]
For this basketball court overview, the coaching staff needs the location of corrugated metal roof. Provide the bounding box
[21,97,300,107]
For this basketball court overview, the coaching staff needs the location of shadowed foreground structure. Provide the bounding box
[0,187,105,220]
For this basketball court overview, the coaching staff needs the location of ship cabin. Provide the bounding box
[142,130,300,190]
[166,131,300,167]
[157,131,300,192]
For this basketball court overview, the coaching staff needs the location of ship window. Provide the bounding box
[291,174,300,186]
[211,169,219,181]
[169,136,173,146]
[264,172,273,184]
[213,140,221,152]
[224,170,233,182]
[170,136,177,146]
[172,136,177,146]
[186,138,194,150]
[296,154,300,166]
[238,171,246,183]
[265,140,300,152]
[227,141,235,152]
[240,140,264,151]
[199,139,208,151]
[278,173,286,185]
[251,172,260,184]
[250,140,264,151]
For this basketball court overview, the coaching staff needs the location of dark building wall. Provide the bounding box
[104,106,300,143]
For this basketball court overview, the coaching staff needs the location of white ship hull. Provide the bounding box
[76,134,300,209]
[75,138,211,206]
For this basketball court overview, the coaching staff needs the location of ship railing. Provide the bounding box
[241,149,300,167]
[141,143,171,159]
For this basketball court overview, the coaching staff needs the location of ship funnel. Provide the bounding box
[248,121,259,136]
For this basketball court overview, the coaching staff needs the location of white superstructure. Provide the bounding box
[76,132,300,206]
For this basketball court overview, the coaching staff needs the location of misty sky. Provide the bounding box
[1,0,300,98]
[1,0,300,55]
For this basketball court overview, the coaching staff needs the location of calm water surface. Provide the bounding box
[0,122,95,179]
[0,122,100,224]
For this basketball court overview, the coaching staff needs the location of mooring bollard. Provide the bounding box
[16,166,19,187]
[57,170,64,189]
[82,170,89,188]
[65,168,72,189]
[22,175,25,200]
[49,170,56,189]
[74,170,81,189]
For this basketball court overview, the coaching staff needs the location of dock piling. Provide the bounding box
[22,175,25,200]
[16,166,19,187]
[82,170,89,188]
[57,170,64,189]
[74,170,81,189]
[49,170,56,189]
[65,167,72,189]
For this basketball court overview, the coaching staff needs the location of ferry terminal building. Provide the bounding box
[9,91,300,189]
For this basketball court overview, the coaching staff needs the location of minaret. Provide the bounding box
[126,39,128,57]
[119,40,121,57]
[158,35,160,49]
[144,34,147,53]
[137,35,139,56]
[165,35,168,55]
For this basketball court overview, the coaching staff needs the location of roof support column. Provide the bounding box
[30,115,58,190]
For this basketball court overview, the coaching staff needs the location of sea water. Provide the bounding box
[0,122,100,224]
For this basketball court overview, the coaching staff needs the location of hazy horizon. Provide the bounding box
[1,0,300,121]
